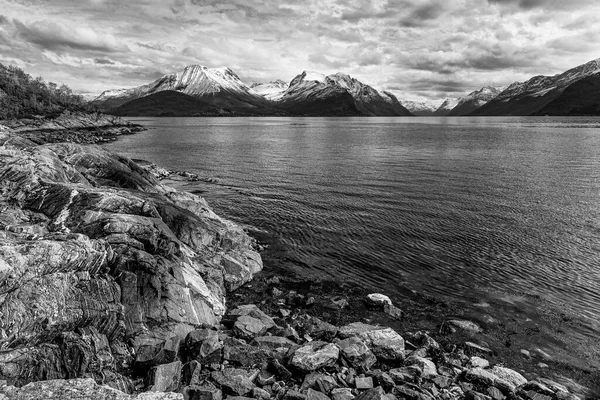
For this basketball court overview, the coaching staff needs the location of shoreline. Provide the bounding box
[0,113,597,399]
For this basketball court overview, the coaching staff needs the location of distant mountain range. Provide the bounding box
[94,57,600,117]
[93,67,411,117]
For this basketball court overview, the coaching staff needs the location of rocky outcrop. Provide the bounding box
[0,127,262,391]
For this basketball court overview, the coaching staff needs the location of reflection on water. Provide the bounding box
[107,116,600,357]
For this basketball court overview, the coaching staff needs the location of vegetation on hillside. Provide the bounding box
[0,62,91,120]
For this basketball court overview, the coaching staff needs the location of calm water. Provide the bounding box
[106,116,600,350]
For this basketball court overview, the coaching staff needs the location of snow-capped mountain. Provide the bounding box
[447,86,504,116]
[93,65,272,114]
[472,58,600,116]
[432,98,459,116]
[400,100,440,116]
[275,71,411,116]
[250,79,288,101]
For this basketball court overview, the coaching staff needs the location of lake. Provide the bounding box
[106,116,600,364]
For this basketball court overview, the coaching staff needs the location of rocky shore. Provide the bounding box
[0,115,597,400]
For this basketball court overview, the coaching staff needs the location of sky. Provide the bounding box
[1,0,599,102]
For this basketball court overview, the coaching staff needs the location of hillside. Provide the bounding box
[0,63,89,119]
[535,73,600,116]
[111,90,223,117]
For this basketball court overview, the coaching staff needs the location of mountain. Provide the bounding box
[274,71,411,116]
[250,80,288,100]
[471,58,600,116]
[447,86,503,116]
[400,100,439,116]
[111,90,223,117]
[535,73,600,116]
[432,98,459,116]
[93,65,277,115]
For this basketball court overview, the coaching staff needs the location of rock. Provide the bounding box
[388,366,421,384]
[448,320,482,333]
[355,377,374,390]
[185,329,222,364]
[134,335,180,369]
[337,337,377,370]
[364,294,392,309]
[331,388,355,400]
[307,388,331,400]
[524,381,555,396]
[431,376,451,389]
[339,323,404,362]
[149,361,182,392]
[223,337,272,368]
[524,391,552,400]
[290,342,340,372]
[182,361,203,386]
[210,369,256,396]
[520,349,531,359]
[294,315,338,342]
[486,387,506,400]
[489,366,527,390]
[404,356,437,378]
[256,371,277,387]
[465,391,492,400]
[338,323,380,338]
[533,378,568,394]
[234,316,269,340]
[410,332,440,354]
[270,359,293,381]
[393,384,433,400]
[383,304,403,320]
[228,305,276,330]
[253,387,272,400]
[283,390,307,400]
[252,336,296,351]
[354,387,387,400]
[182,386,223,400]
[465,342,492,355]
[469,356,490,369]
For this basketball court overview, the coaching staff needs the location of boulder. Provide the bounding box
[489,366,527,390]
[234,316,269,340]
[223,337,272,368]
[181,361,203,386]
[210,369,256,396]
[448,320,483,334]
[307,388,331,400]
[469,357,490,369]
[148,361,182,392]
[185,329,222,364]
[337,337,377,370]
[354,377,374,389]
[338,323,404,362]
[227,305,276,330]
[252,336,296,351]
[363,294,392,309]
[290,342,340,372]
[331,388,355,400]
[181,386,223,400]
[404,356,437,378]
[383,304,403,320]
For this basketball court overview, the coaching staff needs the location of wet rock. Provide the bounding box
[294,315,338,342]
[361,328,405,362]
[354,377,374,390]
[465,342,492,355]
[210,369,256,396]
[290,342,340,372]
[364,294,392,309]
[234,316,269,340]
[465,367,523,394]
[337,337,377,370]
[182,386,223,400]
[393,384,433,400]
[489,366,527,390]
[148,361,182,392]
[465,391,492,400]
[486,387,506,400]
[469,357,490,369]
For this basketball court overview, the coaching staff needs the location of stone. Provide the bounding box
[270,359,293,381]
[489,366,527,390]
[354,387,387,400]
[524,391,552,400]
[393,384,434,400]
[210,369,256,396]
[234,316,269,340]
[182,361,203,386]
[149,361,182,392]
[520,349,531,359]
[252,336,296,350]
[284,390,307,400]
[307,388,331,400]
[404,356,437,378]
[465,391,492,400]
[301,373,338,393]
[389,366,421,384]
[294,315,339,342]
[223,337,272,368]
[486,387,506,400]
[185,329,222,364]
[253,387,272,400]
[331,388,355,400]
[469,356,490,369]
[448,320,482,333]
[431,376,451,389]
[362,328,405,362]
[290,342,340,372]
[364,294,392,309]
[182,386,223,400]
[228,305,276,330]
[410,332,440,354]
[383,304,403,320]
[337,337,377,370]
[355,377,374,389]
[465,342,493,355]
[256,371,277,387]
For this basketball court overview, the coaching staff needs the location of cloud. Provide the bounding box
[13,18,127,52]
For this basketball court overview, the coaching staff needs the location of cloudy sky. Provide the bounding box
[1,0,599,102]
